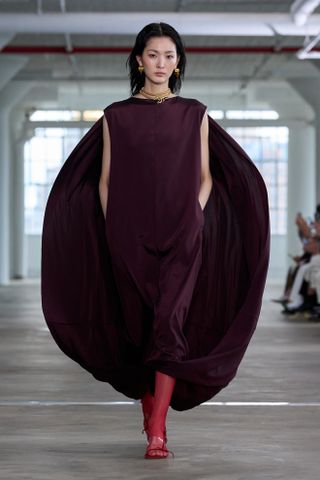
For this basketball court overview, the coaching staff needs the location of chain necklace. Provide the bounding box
[139,87,173,104]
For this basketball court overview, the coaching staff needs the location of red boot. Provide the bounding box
[145,435,172,459]
[141,391,167,442]
[143,372,176,459]
[140,391,153,441]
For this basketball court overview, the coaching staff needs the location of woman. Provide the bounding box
[41,22,270,460]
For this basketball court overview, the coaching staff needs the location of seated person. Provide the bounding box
[282,237,320,314]
[274,206,320,306]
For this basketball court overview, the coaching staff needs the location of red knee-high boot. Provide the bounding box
[141,389,154,440]
[145,371,176,459]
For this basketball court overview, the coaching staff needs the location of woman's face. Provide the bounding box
[136,36,180,87]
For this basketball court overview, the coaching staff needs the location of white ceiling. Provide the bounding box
[0,0,319,117]
[0,0,308,13]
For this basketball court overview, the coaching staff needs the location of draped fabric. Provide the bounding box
[41,97,270,411]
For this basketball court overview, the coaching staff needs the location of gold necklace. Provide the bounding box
[139,87,172,104]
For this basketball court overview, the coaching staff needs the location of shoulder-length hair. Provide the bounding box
[126,22,187,95]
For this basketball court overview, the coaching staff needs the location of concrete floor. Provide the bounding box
[0,279,319,480]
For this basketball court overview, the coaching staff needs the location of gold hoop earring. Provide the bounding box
[174,68,180,78]
[138,65,144,74]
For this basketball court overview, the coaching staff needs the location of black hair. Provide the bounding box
[126,22,186,95]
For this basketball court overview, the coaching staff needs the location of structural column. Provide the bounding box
[287,121,316,260]
[11,135,32,279]
[0,81,31,284]
[0,108,10,284]
[290,79,320,204]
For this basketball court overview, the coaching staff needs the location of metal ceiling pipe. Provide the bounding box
[290,0,320,58]
[297,32,320,58]
[290,0,320,26]
[0,13,320,36]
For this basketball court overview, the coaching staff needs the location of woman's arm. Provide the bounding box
[198,110,212,210]
[295,213,311,240]
[99,115,111,218]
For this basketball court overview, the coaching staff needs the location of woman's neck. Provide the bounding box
[142,81,170,95]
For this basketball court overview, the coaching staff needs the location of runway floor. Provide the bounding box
[0,279,319,480]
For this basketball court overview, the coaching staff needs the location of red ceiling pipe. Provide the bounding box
[2,45,319,54]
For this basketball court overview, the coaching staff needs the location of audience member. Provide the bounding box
[274,205,320,321]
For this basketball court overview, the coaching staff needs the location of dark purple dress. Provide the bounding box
[41,95,270,411]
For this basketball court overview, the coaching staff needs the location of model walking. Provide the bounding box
[41,22,270,460]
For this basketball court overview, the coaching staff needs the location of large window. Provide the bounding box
[24,113,288,236]
[227,127,288,235]
[24,127,88,234]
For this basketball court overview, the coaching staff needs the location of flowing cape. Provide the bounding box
[41,112,270,411]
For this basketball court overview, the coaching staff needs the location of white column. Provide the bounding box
[11,136,31,279]
[287,121,316,259]
[0,81,32,284]
[0,109,10,284]
[289,79,320,203]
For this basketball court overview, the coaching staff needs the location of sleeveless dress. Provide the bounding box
[41,95,270,411]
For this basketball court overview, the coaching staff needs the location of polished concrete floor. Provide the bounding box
[0,279,319,480]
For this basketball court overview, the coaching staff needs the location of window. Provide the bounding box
[28,109,102,122]
[24,114,288,236]
[227,127,288,234]
[208,110,279,120]
[29,110,81,121]
[24,127,89,234]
